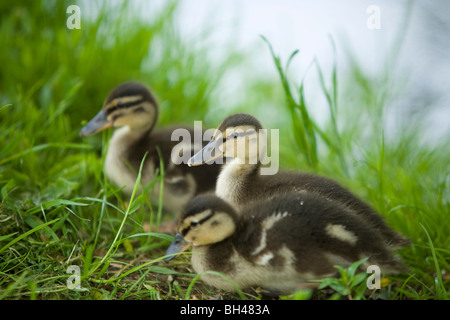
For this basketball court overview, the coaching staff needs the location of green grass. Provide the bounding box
[1,1,449,300]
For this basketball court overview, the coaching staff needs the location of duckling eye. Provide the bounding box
[190,221,199,227]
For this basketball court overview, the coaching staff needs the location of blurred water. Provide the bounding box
[172,0,450,143]
[135,0,449,143]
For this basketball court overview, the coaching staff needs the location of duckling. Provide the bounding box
[164,193,408,293]
[80,82,220,216]
[187,113,409,248]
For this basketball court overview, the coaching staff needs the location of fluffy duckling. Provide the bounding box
[165,193,408,293]
[80,82,220,215]
[187,113,409,248]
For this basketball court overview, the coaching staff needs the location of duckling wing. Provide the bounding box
[256,171,409,248]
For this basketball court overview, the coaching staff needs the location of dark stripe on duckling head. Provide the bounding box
[218,113,263,132]
[183,194,237,218]
[181,210,214,237]
[106,99,145,115]
[105,82,158,106]
[180,194,239,235]
[133,106,146,113]
[224,129,257,142]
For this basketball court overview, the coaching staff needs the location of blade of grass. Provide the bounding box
[25,199,89,215]
[0,232,19,242]
[155,147,165,232]
[0,104,12,111]
[93,194,108,248]
[184,270,247,300]
[0,271,29,300]
[314,37,349,176]
[90,253,190,284]
[119,268,151,300]
[0,143,92,166]
[92,152,148,272]
[420,223,447,299]
[127,232,173,242]
[0,218,60,254]
[261,35,318,167]
[73,196,124,214]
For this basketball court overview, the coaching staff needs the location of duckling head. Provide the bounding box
[188,113,266,166]
[164,194,238,262]
[80,82,158,136]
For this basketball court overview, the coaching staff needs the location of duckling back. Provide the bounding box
[191,192,408,293]
[217,166,409,249]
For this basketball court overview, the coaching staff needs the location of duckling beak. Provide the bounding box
[164,233,192,262]
[80,110,113,136]
[188,139,223,167]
